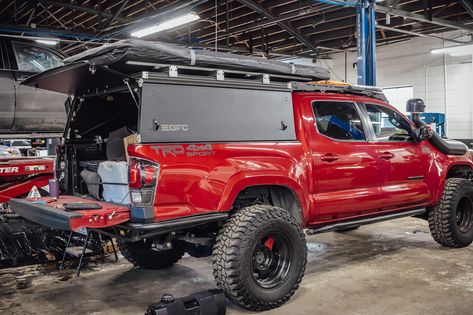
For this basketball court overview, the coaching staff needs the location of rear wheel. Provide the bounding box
[118,238,185,269]
[428,178,473,248]
[213,205,307,311]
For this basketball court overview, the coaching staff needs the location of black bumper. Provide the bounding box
[10,199,83,230]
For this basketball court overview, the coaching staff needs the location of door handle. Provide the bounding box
[379,152,395,160]
[320,153,339,163]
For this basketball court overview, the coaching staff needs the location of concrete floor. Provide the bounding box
[1,217,473,315]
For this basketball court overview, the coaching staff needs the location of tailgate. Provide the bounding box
[10,196,130,231]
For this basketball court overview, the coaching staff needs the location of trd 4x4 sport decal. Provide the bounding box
[151,144,215,157]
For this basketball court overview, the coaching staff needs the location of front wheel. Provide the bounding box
[428,178,473,248]
[213,205,307,311]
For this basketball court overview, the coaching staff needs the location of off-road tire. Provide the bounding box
[213,205,307,311]
[118,239,185,269]
[428,178,473,248]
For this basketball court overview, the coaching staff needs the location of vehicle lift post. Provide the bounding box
[356,0,377,86]
[314,0,377,86]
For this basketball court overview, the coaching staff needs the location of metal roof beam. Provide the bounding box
[104,0,130,28]
[234,0,320,52]
[376,24,468,44]
[458,0,473,19]
[36,0,129,23]
[374,4,473,33]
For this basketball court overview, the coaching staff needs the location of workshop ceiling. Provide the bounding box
[0,0,472,58]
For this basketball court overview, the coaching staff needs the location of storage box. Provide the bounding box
[123,134,139,161]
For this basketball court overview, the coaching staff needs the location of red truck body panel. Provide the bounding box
[121,92,473,229]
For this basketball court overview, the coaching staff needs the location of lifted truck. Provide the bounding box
[11,40,473,311]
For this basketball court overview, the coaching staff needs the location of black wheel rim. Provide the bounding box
[251,232,292,289]
[456,196,473,233]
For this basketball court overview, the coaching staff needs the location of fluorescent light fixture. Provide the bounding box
[431,44,473,57]
[131,13,200,38]
[35,39,58,45]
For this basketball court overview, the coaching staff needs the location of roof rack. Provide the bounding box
[126,61,387,101]
[289,81,388,101]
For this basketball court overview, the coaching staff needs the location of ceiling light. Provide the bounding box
[431,44,473,57]
[131,13,200,38]
[35,39,58,45]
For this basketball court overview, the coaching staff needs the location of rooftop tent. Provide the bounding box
[64,39,330,80]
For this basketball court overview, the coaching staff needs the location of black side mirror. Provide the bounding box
[415,125,433,142]
[406,98,426,113]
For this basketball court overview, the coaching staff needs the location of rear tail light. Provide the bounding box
[128,158,160,206]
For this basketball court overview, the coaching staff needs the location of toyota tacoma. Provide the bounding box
[10,40,473,311]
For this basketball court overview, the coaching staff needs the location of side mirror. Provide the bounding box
[416,125,433,142]
[406,98,426,113]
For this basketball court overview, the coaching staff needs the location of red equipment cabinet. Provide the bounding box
[0,157,53,203]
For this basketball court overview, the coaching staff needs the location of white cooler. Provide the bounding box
[98,161,131,204]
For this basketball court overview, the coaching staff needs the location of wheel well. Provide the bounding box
[447,165,473,181]
[232,185,303,223]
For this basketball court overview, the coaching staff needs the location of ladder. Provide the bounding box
[59,229,118,276]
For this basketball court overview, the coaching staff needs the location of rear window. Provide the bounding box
[312,101,366,141]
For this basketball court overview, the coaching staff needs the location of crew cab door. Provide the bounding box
[8,40,66,133]
[361,102,432,210]
[309,98,383,222]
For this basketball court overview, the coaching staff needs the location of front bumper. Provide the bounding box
[10,197,130,231]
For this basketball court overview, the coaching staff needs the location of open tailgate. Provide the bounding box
[10,196,130,231]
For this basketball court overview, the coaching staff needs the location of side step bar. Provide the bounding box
[306,208,427,235]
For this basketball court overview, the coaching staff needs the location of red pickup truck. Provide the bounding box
[11,41,473,311]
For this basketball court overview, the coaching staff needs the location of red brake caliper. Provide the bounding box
[264,236,275,250]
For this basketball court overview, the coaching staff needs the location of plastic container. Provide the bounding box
[98,161,130,204]
[48,179,59,198]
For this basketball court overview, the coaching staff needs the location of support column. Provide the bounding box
[357,0,377,86]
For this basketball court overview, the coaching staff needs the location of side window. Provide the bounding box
[12,42,63,72]
[312,101,366,141]
[365,103,413,141]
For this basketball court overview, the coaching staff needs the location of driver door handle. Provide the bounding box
[379,152,395,160]
[320,153,339,163]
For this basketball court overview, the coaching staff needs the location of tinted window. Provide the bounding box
[312,101,365,140]
[365,103,413,141]
[12,42,63,72]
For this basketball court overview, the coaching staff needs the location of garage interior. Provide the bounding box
[0,1,473,314]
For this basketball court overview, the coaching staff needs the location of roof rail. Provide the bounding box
[127,61,387,101]
[126,61,313,83]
